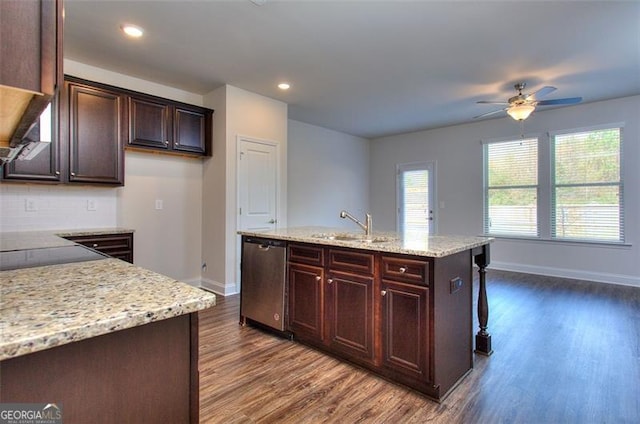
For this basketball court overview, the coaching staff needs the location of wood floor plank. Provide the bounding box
[198,271,640,423]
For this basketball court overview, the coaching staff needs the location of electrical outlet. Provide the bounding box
[87,199,97,211]
[155,199,163,210]
[25,198,37,212]
[450,277,463,294]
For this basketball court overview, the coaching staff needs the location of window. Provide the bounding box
[483,125,624,243]
[397,162,435,236]
[484,138,538,237]
[552,127,623,242]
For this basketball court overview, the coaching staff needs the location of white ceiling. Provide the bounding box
[64,0,640,139]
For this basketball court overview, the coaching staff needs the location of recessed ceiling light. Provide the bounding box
[121,24,144,38]
[278,83,290,90]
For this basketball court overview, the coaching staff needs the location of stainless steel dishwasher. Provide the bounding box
[240,236,287,331]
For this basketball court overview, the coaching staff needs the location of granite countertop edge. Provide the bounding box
[238,226,493,258]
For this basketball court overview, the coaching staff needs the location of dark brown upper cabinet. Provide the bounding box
[0,0,63,148]
[128,93,212,156]
[65,78,126,185]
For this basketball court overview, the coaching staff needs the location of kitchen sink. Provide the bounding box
[360,236,395,243]
[311,233,396,243]
[311,233,360,241]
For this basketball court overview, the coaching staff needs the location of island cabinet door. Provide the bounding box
[288,263,325,343]
[380,279,431,384]
[325,270,375,364]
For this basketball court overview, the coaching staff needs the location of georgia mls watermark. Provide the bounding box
[0,403,62,424]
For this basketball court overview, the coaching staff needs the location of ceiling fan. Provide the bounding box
[474,83,582,121]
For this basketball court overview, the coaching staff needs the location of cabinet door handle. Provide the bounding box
[327,278,333,284]
[381,290,387,296]
[315,276,321,281]
[399,266,407,273]
[92,243,99,248]
[55,171,60,175]
[71,172,76,176]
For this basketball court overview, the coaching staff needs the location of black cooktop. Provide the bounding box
[0,245,108,271]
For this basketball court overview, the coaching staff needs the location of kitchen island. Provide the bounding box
[238,227,492,401]
[0,230,216,424]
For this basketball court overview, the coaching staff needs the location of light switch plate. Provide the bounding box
[87,199,97,211]
[155,199,163,210]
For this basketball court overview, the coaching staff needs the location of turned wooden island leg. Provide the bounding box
[473,244,493,356]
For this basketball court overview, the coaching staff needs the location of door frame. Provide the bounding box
[236,135,281,231]
[396,160,437,235]
[235,135,283,293]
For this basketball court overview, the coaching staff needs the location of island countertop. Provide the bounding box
[238,226,492,258]
[0,229,216,361]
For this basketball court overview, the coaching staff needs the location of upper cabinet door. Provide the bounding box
[67,80,125,185]
[173,107,208,154]
[128,96,170,150]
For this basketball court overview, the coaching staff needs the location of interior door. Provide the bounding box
[238,138,279,231]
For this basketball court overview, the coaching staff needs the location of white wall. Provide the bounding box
[370,96,640,287]
[118,151,203,284]
[201,85,288,295]
[288,120,370,228]
[0,184,117,231]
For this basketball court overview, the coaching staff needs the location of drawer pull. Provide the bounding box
[381,290,387,296]
[315,276,321,281]
[399,266,407,274]
[327,278,333,284]
[92,243,99,248]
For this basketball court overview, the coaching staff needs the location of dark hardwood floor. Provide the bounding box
[198,271,640,423]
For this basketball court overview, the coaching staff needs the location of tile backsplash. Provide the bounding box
[0,184,118,232]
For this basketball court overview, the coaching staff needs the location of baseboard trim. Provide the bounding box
[489,261,640,288]
[200,278,239,296]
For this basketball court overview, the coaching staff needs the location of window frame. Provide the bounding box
[549,124,625,243]
[482,136,540,238]
[482,124,627,246]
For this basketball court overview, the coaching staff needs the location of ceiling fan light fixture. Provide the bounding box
[121,24,144,38]
[507,104,535,121]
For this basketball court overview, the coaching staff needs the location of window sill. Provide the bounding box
[482,234,632,248]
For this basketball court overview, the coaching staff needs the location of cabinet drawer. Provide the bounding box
[288,243,324,266]
[381,256,429,285]
[328,249,374,275]
[64,233,134,264]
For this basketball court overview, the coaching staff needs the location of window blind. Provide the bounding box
[484,138,538,236]
[400,168,430,235]
[552,128,623,242]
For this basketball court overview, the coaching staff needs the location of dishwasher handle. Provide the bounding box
[244,237,287,250]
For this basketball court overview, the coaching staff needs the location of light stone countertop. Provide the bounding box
[0,228,215,361]
[238,226,493,258]
[0,258,216,360]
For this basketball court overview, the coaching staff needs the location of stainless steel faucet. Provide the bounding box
[340,210,372,238]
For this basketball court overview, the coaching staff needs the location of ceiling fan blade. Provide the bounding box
[477,100,509,105]
[526,86,557,101]
[474,108,507,119]
[536,97,582,106]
